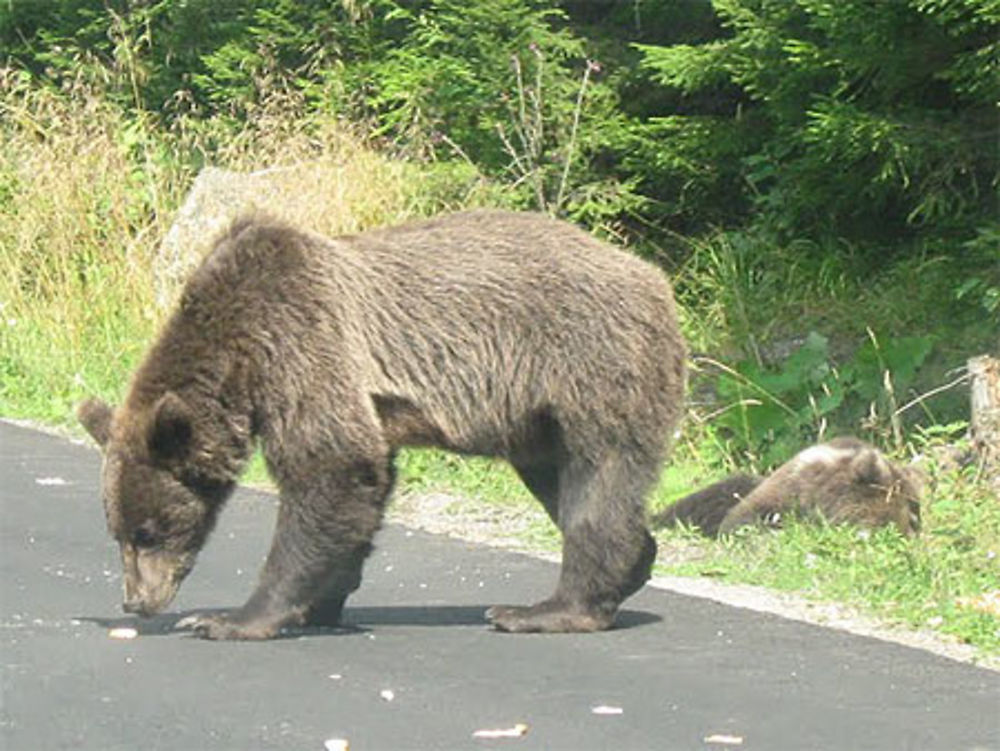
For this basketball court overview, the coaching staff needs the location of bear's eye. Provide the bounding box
[131,525,159,549]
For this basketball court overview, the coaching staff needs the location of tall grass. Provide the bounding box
[1,75,165,420]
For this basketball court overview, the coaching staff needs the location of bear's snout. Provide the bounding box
[120,581,178,617]
[122,596,152,616]
[119,545,189,616]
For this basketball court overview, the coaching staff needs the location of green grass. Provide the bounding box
[0,84,165,422]
[659,443,1000,658]
[653,498,1000,655]
[396,449,533,504]
[239,447,535,506]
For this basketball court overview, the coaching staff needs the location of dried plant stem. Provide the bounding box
[554,61,595,212]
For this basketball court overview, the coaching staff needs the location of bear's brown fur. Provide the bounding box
[651,473,761,537]
[654,437,922,538]
[79,209,686,639]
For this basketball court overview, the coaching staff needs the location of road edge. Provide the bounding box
[5,417,997,673]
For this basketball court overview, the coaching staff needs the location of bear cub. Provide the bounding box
[653,437,922,538]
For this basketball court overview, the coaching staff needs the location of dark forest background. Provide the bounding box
[2,0,998,464]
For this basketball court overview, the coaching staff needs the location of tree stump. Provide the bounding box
[969,355,1000,488]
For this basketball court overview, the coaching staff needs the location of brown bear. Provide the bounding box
[78,209,686,639]
[653,437,922,538]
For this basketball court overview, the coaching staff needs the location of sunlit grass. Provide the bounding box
[0,77,486,423]
[652,451,1000,657]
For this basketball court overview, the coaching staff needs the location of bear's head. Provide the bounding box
[845,445,924,537]
[78,393,235,615]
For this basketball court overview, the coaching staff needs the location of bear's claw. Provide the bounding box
[486,602,613,633]
[174,613,280,641]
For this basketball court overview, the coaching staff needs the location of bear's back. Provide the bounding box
[148,210,685,458]
[342,211,684,430]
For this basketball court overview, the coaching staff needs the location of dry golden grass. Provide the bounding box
[1,75,164,417]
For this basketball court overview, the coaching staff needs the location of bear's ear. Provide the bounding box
[77,398,115,448]
[848,447,889,486]
[148,392,194,461]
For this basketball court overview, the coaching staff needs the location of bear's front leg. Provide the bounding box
[186,463,389,640]
[177,578,321,640]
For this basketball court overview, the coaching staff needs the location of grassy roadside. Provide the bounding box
[2,79,997,661]
[654,462,1000,656]
[382,440,1000,661]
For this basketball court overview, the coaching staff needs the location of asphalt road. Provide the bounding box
[1,420,998,751]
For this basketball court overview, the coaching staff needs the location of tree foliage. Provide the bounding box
[3,0,995,247]
[1,0,633,219]
[630,0,999,247]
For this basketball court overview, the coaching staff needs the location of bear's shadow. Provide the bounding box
[78,606,660,639]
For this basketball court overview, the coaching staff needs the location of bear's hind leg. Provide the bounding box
[512,461,560,524]
[487,454,657,633]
